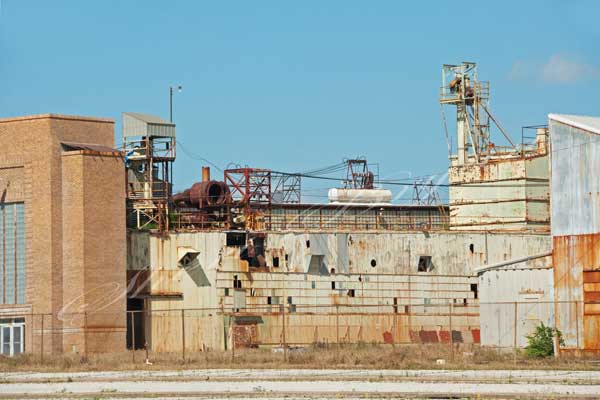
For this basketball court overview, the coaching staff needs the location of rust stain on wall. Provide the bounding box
[554,233,600,350]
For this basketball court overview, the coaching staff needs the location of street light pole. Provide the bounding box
[169,85,182,122]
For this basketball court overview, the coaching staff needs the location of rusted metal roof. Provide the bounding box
[61,141,119,153]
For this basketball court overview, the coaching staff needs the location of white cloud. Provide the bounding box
[541,53,600,83]
[509,54,600,84]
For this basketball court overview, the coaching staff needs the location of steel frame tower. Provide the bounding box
[123,112,175,231]
[440,62,517,165]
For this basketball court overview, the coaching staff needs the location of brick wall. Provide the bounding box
[0,114,125,354]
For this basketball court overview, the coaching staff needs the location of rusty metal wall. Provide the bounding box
[550,116,600,350]
[553,234,600,349]
[128,229,550,351]
[449,154,550,231]
[267,205,448,231]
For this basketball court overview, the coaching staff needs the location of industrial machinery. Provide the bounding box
[328,159,392,205]
[440,62,550,231]
[123,112,175,230]
[171,166,302,230]
[440,62,518,164]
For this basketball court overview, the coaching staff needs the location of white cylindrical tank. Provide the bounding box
[328,188,392,204]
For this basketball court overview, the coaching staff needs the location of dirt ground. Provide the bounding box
[1,344,598,373]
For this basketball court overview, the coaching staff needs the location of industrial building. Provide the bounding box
[550,114,600,351]
[0,62,598,356]
[0,114,126,356]
[124,62,572,353]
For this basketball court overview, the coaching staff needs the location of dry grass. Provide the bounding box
[1,343,598,373]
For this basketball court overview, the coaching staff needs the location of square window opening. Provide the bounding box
[226,231,247,247]
[470,283,478,299]
[417,256,434,272]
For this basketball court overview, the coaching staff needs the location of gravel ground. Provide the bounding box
[1,369,599,399]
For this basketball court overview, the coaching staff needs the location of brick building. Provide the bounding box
[0,114,126,355]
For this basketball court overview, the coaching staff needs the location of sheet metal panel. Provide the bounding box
[130,229,551,351]
[550,117,600,350]
[122,112,175,138]
[479,267,554,347]
[448,154,550,231]
[550,119,600,236]
[553,233,600,349]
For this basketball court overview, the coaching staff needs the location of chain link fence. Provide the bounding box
[0,300,585,362]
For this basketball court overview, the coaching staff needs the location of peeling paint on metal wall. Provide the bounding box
[449,154,550,231]
[553,234,600,349]
[550,117,600,350]
[127,229,551,351]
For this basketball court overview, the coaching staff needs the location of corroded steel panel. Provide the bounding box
[583,270,600,349]
[449,153,550,231]
[553,233,600,350]
[232,324,258,348]
[130,229,550,351]
[550,117,600,350]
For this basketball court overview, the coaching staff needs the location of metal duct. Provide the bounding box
[173,180,231,209]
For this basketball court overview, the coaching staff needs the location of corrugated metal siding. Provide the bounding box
[550,117,600,350]
[122,113,147,138]
[550,119,600,236]
[122,113,175,138]
[553,233,600,349]
[479,267,554,347]
[147,123,175,138]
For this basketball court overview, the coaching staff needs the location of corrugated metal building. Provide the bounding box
[477,255,554,348]
[550,114,600,351]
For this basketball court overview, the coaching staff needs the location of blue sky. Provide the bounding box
[1,1,599,201]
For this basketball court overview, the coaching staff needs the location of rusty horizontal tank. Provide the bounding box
[173,167,231,208]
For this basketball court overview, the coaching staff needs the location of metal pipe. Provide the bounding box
[474,251,552,274]
[481,103,516,148]
[202,166,210,182]
[513,302,518,365]
[181,309,186,362]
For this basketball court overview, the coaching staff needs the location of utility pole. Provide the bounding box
[169,85,182,122]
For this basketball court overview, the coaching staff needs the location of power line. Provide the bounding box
[176,140,223,172]
[176,130,600,189]
[272,169,550,188]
